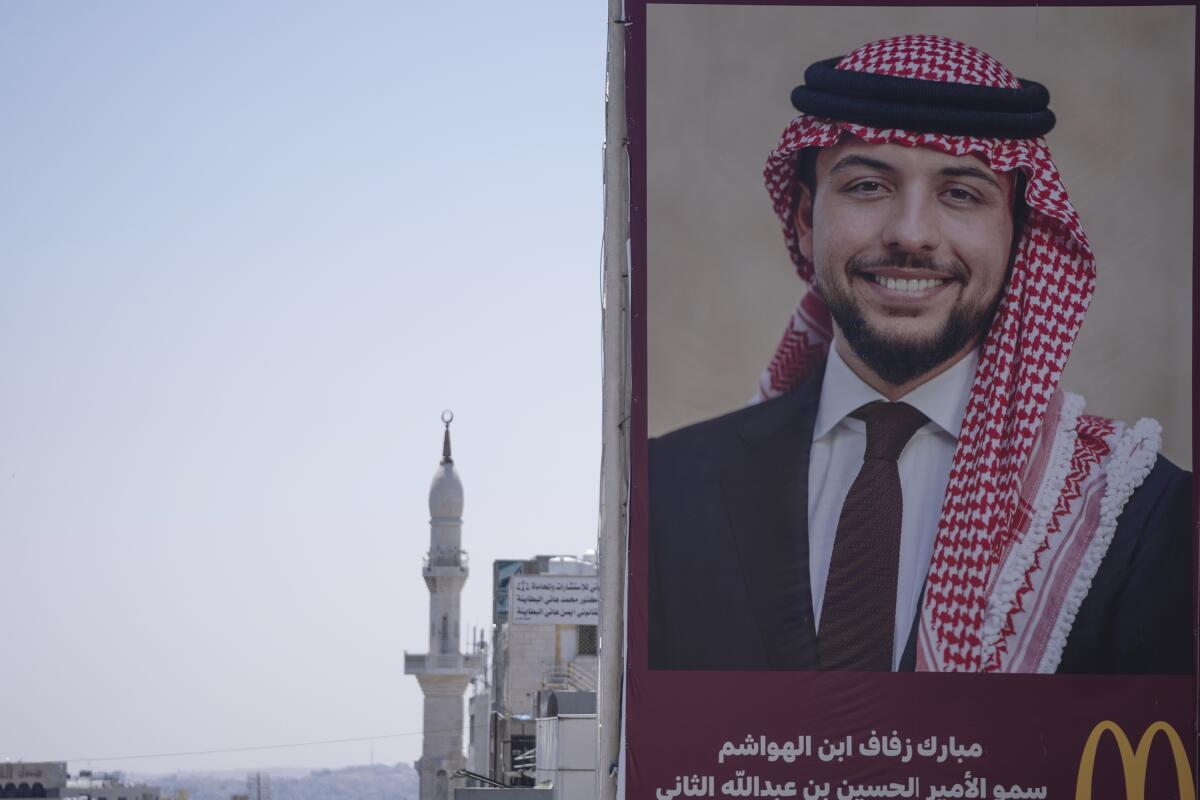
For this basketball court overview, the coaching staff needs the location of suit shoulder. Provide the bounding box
[650,393,795,461]
[1122,452,1191,521]
[1062,451,1193,673]
[1103,450,1192,598]
[1149,452,1190,488]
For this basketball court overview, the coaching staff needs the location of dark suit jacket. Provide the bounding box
[647,370,1194,673]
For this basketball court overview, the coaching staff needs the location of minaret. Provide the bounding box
[405,411,484,800]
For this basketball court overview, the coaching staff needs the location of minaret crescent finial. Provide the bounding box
[441,409,454,464]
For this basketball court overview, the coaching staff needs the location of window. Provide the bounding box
[577,624,598,655]
[510,734,536,772]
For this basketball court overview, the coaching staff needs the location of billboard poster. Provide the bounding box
[622,3,1196,798]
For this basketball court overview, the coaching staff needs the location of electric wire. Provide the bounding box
[65,725,472,763]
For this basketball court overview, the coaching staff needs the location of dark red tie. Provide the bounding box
[819,400,929,671]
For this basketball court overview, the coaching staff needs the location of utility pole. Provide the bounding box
[597,1,630,798]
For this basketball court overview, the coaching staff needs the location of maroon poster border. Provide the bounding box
[622,1,1199,796]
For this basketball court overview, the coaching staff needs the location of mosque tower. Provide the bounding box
[405,411,484,800]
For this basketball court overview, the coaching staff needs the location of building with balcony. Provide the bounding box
[464,553,599,793]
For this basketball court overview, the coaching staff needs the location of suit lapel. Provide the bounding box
[720,368,823,670]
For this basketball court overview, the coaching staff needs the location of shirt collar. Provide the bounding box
[813,344,978,441]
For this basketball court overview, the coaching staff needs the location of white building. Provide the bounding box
[0,762,68,798]
[405,413,485,800]
[464,554,598,794]
[66,771,160,800]
[534,700,597,798]
[0,763,160,800]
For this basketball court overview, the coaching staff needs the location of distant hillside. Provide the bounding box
[149,763,419,800]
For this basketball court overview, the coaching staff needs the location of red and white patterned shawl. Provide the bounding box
[757,35,1162,672]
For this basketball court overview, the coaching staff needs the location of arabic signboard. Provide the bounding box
[509,575,599,625]
[620,2,1196,798]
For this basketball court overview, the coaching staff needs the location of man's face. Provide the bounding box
[794,140,1017,386]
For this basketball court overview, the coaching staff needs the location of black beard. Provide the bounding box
[819,257,996,387]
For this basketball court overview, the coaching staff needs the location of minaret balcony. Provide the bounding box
[423,550,468,568]
[422,551,469,582]
[404,651,486,675]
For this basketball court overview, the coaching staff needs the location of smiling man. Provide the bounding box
[647,35,1192,674]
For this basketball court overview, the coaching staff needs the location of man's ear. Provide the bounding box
[792,182,815,263]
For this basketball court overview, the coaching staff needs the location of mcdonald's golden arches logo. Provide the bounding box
[1076,720,1195,800]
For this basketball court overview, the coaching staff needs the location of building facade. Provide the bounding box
[0,764,161,800]
[0,762,68,798]
[466,554,599,791]
[66,771,160,800]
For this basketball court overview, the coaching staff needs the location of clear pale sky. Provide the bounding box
[1,2,603,773]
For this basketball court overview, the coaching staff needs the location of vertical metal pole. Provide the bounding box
[597,0,629,798]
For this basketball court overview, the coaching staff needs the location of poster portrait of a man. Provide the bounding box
[642,7,1194,675]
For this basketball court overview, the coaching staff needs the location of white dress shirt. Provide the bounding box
[808,345,977,670]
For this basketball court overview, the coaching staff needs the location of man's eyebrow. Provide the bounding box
[939,165,1002,190]
[828,155,896,176]
[828,155,1005,191]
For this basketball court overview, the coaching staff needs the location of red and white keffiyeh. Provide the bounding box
[757,35,1162,672]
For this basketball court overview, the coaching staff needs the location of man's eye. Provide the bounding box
[944,187,980,203]
[846,180,885,195]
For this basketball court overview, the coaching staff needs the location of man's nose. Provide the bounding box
[881,190,941,253]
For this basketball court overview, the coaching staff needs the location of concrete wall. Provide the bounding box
[467,689,492,777]
[0,762,68,796]
[499,623,557,716]
[499,624,596,716]
[535,715,597,800]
